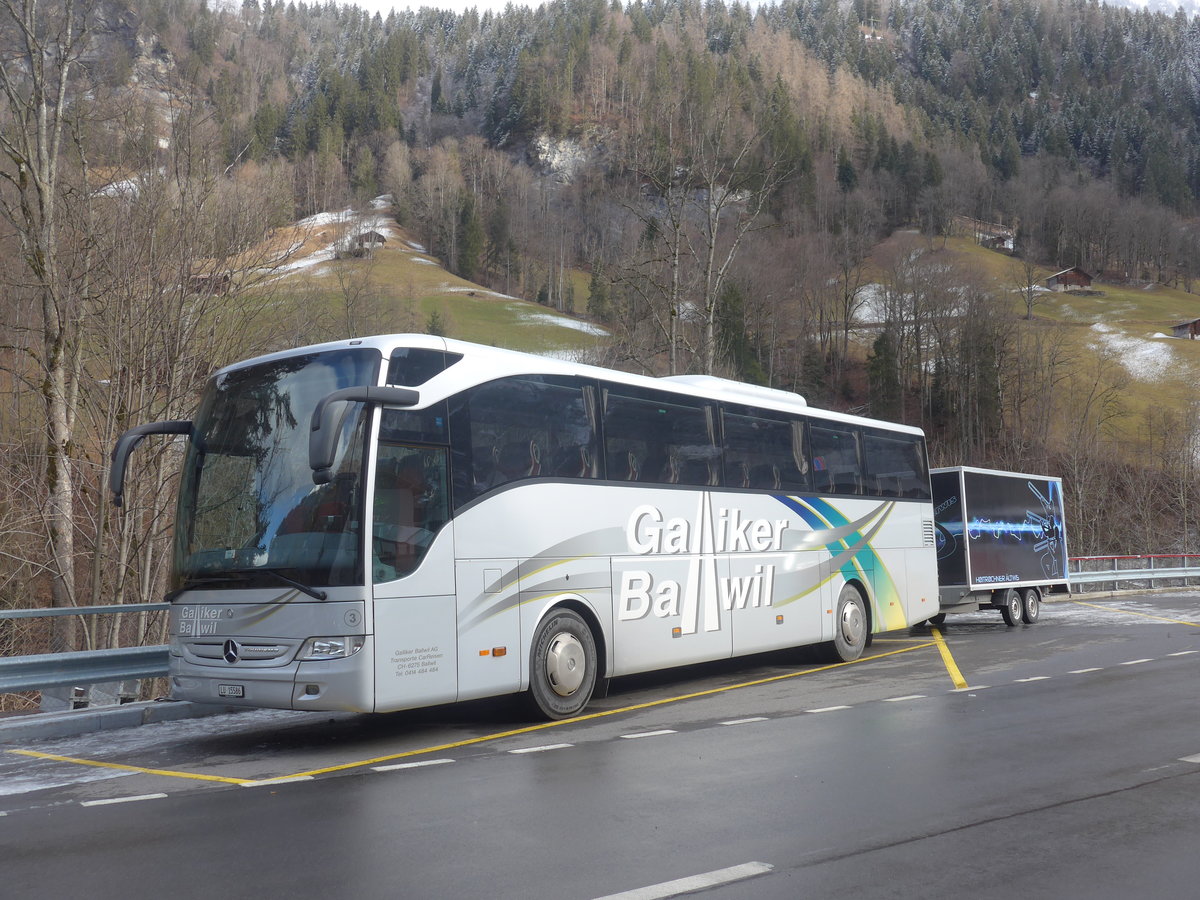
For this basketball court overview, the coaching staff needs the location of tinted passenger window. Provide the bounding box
[603,387,719,485]
[449,376,598,508]
[722,411,810,492]
[810,426,862,495]
[385,348,461,386]
[862,431,930,500]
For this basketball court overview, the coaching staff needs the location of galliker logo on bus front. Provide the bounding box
[619,495,790,635]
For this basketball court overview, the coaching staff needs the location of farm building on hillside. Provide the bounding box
[356,230,387,249]
[1172,318,1200,339]
[953,215,1015,251]
[1045,267,1093,291]
[336,230,388,259]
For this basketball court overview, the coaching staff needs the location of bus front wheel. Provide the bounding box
[528,608,597,720]
[822,584,868,663]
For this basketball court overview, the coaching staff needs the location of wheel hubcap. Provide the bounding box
[545,632,586,697]
[840,602,865,646]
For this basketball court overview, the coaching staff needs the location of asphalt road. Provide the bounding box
[3,593,1200,899]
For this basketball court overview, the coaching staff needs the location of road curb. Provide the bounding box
[0,700,242,743]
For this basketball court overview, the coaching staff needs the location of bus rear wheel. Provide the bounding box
[527,609,597,720]
[822,584,868,663]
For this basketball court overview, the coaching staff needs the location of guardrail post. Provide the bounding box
[40,685,74,713]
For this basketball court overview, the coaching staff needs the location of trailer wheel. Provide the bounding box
[1021,588,1041,624]
[1000,588,1023,627]
[822,584,868,662]
[527,609,597,720]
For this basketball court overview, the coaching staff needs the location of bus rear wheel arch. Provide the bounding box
[527,607,598,720]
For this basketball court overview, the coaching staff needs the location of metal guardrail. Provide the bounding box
[0,646,168,693]
[0,602,169,700]
[1068,555,1200,591]
[3,559,1200,703]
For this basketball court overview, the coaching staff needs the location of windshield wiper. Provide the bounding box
[165,574,244,602]
[256,568,327,601]
[165,570,327,602]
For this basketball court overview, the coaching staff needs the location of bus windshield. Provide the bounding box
[173,347,381,591]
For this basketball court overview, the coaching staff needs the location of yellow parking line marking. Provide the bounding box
[931,627,969,689]
[9,641,942,785]
[1070,599,1200,628]
[6,750,254,785]
[282,642,938,780]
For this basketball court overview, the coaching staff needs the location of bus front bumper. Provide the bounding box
[169,643,375,713]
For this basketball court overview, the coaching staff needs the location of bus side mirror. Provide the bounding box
[110,420,193,507]
[309,386,420,484]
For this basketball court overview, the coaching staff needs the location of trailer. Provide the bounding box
[929,466,1070,626]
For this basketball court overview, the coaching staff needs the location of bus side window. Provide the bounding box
[862,431,931,500]
[449,376,598,508]
[603,388,717,487]
[810,426,862,496]
[722,410,809,493]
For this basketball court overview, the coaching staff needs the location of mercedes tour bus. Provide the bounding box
[111,334,940,719]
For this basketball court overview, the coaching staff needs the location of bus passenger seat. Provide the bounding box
[495,440,541,481]
[748,463,781,490]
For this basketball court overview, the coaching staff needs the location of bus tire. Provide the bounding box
[822,584,868,663]
[927,613,947,626]
[1021,588,1041,624]
[1000,589,1023,626]
[527,608,597,720]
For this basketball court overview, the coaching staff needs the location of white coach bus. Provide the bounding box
[111,335,940,719]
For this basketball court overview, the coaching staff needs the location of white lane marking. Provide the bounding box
[372,759,456,772]
[80,793,167,807]
[952,685,990,692]
[805,705,851,713]
[1168,650,1198,657]
[1180,754,1200,764]
[1015,676,1051,682]
[593,861,774,900]
[620,730,677,740]
[1121,658,1153,666]
[882,694,927,702]
[720,717,768,726]
[1070,668,1103,674]
[509,743,573,754]
[241,776,315,787]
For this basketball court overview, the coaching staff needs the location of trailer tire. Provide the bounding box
[1021,588,1041,624]
[1000,588,1023,626]
[822,584,868,662]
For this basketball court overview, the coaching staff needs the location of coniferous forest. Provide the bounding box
[2,0,1199,677]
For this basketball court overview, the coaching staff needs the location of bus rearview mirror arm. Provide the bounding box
[309,386,420,484]
[110,421,194,507]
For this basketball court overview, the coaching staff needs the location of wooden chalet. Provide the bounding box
[1045,267,1093,292]
[1171,318,1200,339]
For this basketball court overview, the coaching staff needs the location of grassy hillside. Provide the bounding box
[271,210,607,357]
[866,235,1200,450]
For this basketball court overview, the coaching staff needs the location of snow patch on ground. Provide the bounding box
[520,311,609,336]
[1089,323,1176,380]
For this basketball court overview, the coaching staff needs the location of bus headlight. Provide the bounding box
[297,636,365,661]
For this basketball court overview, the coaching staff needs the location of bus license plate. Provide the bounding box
[218,684,244,698]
